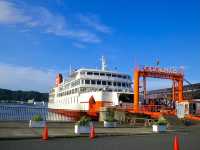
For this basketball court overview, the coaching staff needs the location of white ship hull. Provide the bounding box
[48,91,132,120]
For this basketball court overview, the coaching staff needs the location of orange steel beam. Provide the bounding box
[178,78,183,102]
[143,77,147,100]
[172,80,175,100]
[133,68,139,112]
[133,66,184,113]
[172,80,179,101]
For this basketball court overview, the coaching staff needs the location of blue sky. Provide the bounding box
[0,0,199,92]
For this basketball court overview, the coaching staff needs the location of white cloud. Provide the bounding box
[0,1,105,43]
[78,14,112,34]
[0,1,31,24]
[0,63,57,92]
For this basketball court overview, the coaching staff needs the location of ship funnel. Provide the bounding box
[55,73,63,87]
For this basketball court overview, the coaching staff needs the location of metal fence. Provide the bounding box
[0,104,72,121]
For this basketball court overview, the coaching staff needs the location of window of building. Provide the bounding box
[122,82,126,87]
[113,82,117,86]
[108,81,112,86]
[85,80,90,84]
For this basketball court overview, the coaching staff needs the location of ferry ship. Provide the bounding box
[48,57,133,120]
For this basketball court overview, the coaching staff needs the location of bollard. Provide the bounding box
[89,125,96,139]
[42,124,48,140]
[173,135,180,150]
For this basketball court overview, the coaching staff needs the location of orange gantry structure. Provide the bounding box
[133,66,184,113]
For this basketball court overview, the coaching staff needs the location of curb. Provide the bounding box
[0,129,182,140]
[0,132,162,140]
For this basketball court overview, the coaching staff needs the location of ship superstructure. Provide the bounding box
[48,57,133,119]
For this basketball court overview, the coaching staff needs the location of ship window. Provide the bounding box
[122,82,126,87]
[125,83,128,87]
[97,80,101,85]
[81,80,84,84]
[100,73,105,76]
[85,80,90,84]
[80,87,86,93]
[102,81,107,85]
[87,72,93,75]
[91,80,96,85]
[106,73,111,77]
[72,89,75,94]
[94,72,99,76]
[75,80,80,86]
[108,81,112,85]
[117,75,122,78]
[71,82,75,87]
[117,82,121,86]
[112,74,117,77]
[129,83,132,87]
[113,82,117,86]
[122,75,127,79]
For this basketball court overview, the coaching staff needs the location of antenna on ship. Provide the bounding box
[69,64,72,76]
[101,56,107,71]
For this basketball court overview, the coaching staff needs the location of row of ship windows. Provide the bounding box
[57,87,129,97]
[84,79,131,87]
[57,88,79,97]
[81,71,131,79]
[57,97,79,104]
[60,79,131,91]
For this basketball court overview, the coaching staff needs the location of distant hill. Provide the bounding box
[0,88,49,102]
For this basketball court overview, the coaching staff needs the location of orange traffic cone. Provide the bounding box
[90,125,95,139]
[42,124,48,140]
[173,135,179,150]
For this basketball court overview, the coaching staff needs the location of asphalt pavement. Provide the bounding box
[0,132,199,150]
